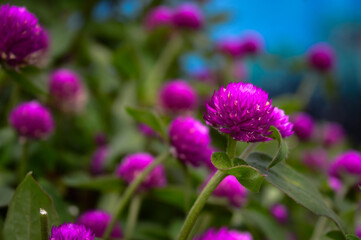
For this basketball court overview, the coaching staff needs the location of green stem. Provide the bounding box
[102,151,170,240]
[40,208,49,240]
[18,140,29,183]
[239,143,259,160]
[310,217,328,240]
[124,195,143,240]
[226,135,237,162]
[176,170,227,240]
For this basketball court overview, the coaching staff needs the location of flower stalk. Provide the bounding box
[40,208,49,240]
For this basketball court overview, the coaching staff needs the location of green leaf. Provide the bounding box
[0,186,14,207]
[211,152,264,192]
[125,106,167,140]
[3,172,60,240]
[247,152,346,236]
[63,173,124,192]
[347,235,361,240]
[268,126,288,169]
[326,230,346,240]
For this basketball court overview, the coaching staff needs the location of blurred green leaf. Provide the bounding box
[3,172,59,240]
[272,95,303,115]
[347,235,361,240]
[63,173,124,192]
[268,126,288,169]
[0,186,14,208]
[247,152,346,236]
[326,230,346,240]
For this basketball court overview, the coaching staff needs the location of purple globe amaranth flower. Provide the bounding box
[115,153,167,190]
[194,227,253,240]
[76,210,122,239]
[270,204,288,224]
[204,82,275,142]
[328,151,361,180]
[232,61,248,82]
[50,223,94,240]
[9,101,54,140]
[240,31,264,56]
[320,122,345,147]
[160,80,197,114]
[90,146,108,175]
[302,148,328,171]
[291,112,315,141]
[49,69,87,114]
[0,4,49,67]
[212,175,248,207]
[270,107,294,138]
[328,177,342,194]
[307,43,335,72]
[169,116,211,167]
[216,37,243,58]
[172,3,204,30]
[144,6,173,30]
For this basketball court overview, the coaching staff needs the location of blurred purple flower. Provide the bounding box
[194,227,253,240]
[169,116,211,167]
[115,153,167,190]
[144,6,173,30]
[50,223,94,240]
[0,4,49,67]
[172,3,204,30]
[270,204,288,224]
[270,107,294,138]
[240,31,264,56]
[329,151,361,179]
[90,146,108,175]
[212,175,248,207]
[77,210,122,239]
[291,112,314,141]
[328,177,342,194]
[307,43,335,72]
[356,225,361,238]
[138,123,157,138]
[320,122,345,147]
[216,37,243,58]
[9,101,54,140]
[302,148,328,171]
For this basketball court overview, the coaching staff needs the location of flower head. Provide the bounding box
[194,227,253,240]
[240,31,264,56]
[307,43,335,72]
[216,37,243,58]
[302,148,328,171]
[9,101,54,139]
[90,146,108,175]
[169,116,211,167]
[144,6,173,30]
[270,107,294,138]
[76,210,122,239]
[49,69,87,114]
[115,153,167,190]
[0,4,49,67]
[329,151,361,179]
[212,175,248,207]
[172,3,204,30]
[160,80,197,114]
[50,223,94,240]
[320,122,345,147]
[328,177,342,193]
[204,82,275,142]
[291,113,314,141]
[270,204,288,224]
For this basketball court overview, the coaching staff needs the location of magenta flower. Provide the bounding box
[90,146,108,175]
[0,4,49,67]
[76,210,122,239]
[138,123,157,138]
[49,69,87,114]
[291,113,314,141]
[9,101,54,140]
[172,3,204,30]
[240,31,264,56]
[169,116,211,167]
[115,153,167,190]
[320,122,345,147]
[204,82,275,142]
[50,223,94,240]
[270,204,288,224]
[144,6,173,30]
[329,151,361,179]
[302,148,328,171]
[160,80,197,114]
[270,107,294,138]
[216,37,243,58]
[194,227,253,240]
[328,177,342,194]
[307,43,335,72]
[212,175,248,207]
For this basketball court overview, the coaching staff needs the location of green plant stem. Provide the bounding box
[310,217,328,240]
[239,143,259,160]
[226,135,237,162]
[40,208,49,240]
[18,140,29,183]
[124,195,143,240]
[176,170,227,240]
[102,151,170,240]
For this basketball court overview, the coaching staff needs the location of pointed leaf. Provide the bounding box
[326,230,346,240]
[247,152,346,236]
[211,152,231,169]
[4,172,60,240]
[268,126,288,169]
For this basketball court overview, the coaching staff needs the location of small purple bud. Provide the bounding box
[115,153,167,190]
[160,80,197,114]
[216,37,243,58]
[0,4,49,67]
[270,204,288,224]
[328,177,342,194]
[240,31,264,56]
[90,146,108,175]
[320,122,345,147]
[49,69,87,114]
[144,6,173,30]
[76,210,122,239]
[213,175,248,207]
[49,223,95,240]
[329,151,361,179]
[138,123,157,138]
[169,116,211,167]
[291,113,315,141]
[194,227,253,240]
[9,101,54,140]
[172,3,204,30]
[302,148,328,171]
[307,43,335,72]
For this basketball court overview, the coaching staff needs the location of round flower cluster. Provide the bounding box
[77,210,122,239]
[213,175,248,207]
[307,43,335,72]
[216,37,243,58]
[49,223,94,240]
[291,112,314,141]
[328,151,361,180]
[0,4,49,67]
[9,101,54,140]
[115,153,167,190]
[320,122,345,147]
[302,148,328,171]
[194,227,253,240]
[270,204,288,224]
